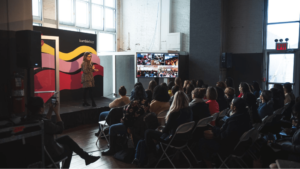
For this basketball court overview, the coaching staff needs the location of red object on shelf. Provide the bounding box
[276,43,287,50]
[13,126,25,133]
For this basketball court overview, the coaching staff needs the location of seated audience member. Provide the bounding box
[225,77,234,88]
[198,98,252,168]
[238,82,252,98]
[190,79,197,88]
[251,81,261,99]
[183,80,190,93]
[270,102,300,165]
[185,84,195,102]
[189,88,210,123]
[130,82,147,100]
[258,90,274,119]
[206,87,219,125]
[270,88,284,111]
[224,87,235,106]
[144,91,193,167]
[216,81,226,91]
[102,85,150,155]
[167,81,175,96]
[175,77,183,91]
[26,97,99,168]
[95,86,130,136]
[150,85,170,115]
[145,89,153,103]
[196,79,204,88]
[283,82,296,105]
[147,80,157,93]
[216,87,229,111]
[202,84,208,89]
[170,85,180,106]
[161,82,167,88]
[243,93,262,124]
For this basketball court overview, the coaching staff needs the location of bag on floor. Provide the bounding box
[114,148,135,163]
[134,139,147,166]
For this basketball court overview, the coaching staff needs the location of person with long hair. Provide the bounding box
[183,80,190,93]
[81,52,99,107]
[206,87,219,125]
[167,81,175,96]
[169,85,180,106]
[196,79,204,88]
[243,93,262,124]
[238,82,252,98]
[144,91,193,167]
[185,84,195,102]
[150,85,170,115]
[216,87,229,111]
[148,80,157,92]
[251,81,261,98]
[225,87,235,106]
[26,97,100,168]
[175,77,183,91]
[258,90,274,119]
[130,82,147,101]
[283,82,296,105]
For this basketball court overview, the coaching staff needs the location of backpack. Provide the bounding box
[114,148,135,164]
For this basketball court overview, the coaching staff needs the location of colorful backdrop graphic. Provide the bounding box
[33,26,103,103]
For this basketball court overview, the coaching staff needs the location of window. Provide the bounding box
[268,53,294,84]
[98,33,115,51]
[76,0,90,28]
[58,0,75,25]
[105,8,115,30]
[91,2,104,30]
[59,26,79,32]
[268,0,300,23]
[32,0,42,20]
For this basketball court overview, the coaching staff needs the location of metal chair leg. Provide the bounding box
[187,146,200,163]
[181,149,193,168]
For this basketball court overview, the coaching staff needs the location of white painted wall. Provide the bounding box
[117,0,190,52]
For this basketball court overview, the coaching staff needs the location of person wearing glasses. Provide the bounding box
[81,52,98,107]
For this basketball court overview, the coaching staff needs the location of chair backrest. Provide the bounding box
[219,108,230,118]
[176,121,195,134]
[196,116,214,128]
[233,128,256,156]
[212,112,220,121]
[157,110,168,119]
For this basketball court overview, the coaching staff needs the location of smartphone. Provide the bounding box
[51,97,57,106]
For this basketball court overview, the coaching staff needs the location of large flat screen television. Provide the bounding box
[136,53,179,78]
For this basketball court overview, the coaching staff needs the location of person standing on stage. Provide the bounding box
[81,52,98,107]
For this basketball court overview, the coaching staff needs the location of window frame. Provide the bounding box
[264,0,300,93]
[32,0,43,21]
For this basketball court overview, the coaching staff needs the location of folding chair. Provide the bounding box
[156,110,168,132]
[187,116,214,164]
[96,120,110,147]
[217,128,258,169]
[44,146,68,169]
[219,108,230,118]
[212,112,220,121]
[155,121,195,168]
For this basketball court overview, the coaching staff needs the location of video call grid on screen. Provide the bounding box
[136,53,179,78]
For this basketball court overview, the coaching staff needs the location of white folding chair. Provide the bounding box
[44,146,68,169]
[187,116,214,164]
[155,121,195,168]
[156,110,168,131]
[96,120,110,148]
[212,112,220,121]
[217,128,258,169]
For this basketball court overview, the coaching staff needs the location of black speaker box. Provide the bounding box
[221,52,232,68]
[16,30,41,68]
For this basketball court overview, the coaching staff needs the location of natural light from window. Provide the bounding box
[98,33,115,51]
[59,0,74,24]
[268,53,294,83]
[268,0,300,23]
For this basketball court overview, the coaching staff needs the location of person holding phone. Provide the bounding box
[81,52,98,107]
[26,97,100,168]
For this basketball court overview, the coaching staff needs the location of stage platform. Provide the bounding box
[55,97,113,130]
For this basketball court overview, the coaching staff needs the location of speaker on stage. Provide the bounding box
[221,52,232,68]
[16,30,41,68]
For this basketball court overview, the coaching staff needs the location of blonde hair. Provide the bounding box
[166,91,189,122]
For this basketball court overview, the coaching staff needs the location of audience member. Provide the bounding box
[270,88,284,111]
[202,84,208,89]
[206,87,219,125]
[274,84,285,100]
[225,77,234,88]
[26,97,100,168]
[216,87,229,111]
[238,82,252,98]
[167,81,175,96]
[216,81,226,91]
[258,90,274,119]
[170,85,180,106]
[145,90,153,103]
[150,85,170,115]
[283,82,296,105]
[198,98,252,168]
[95,86,130,136]
[130,82,147,100]
[144,91,193,167]
[102,85,150,155]
[183,80,190,93]
[252,81,261,98]
[161,82,167,88]
[190,79,197,88]
[189,88,210,123]
[147,80,157,93]
[224,87,235,106]
[243,93,262,124]
[185,84,194,102]
[196,79,204,88]
[175,77,183,91]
